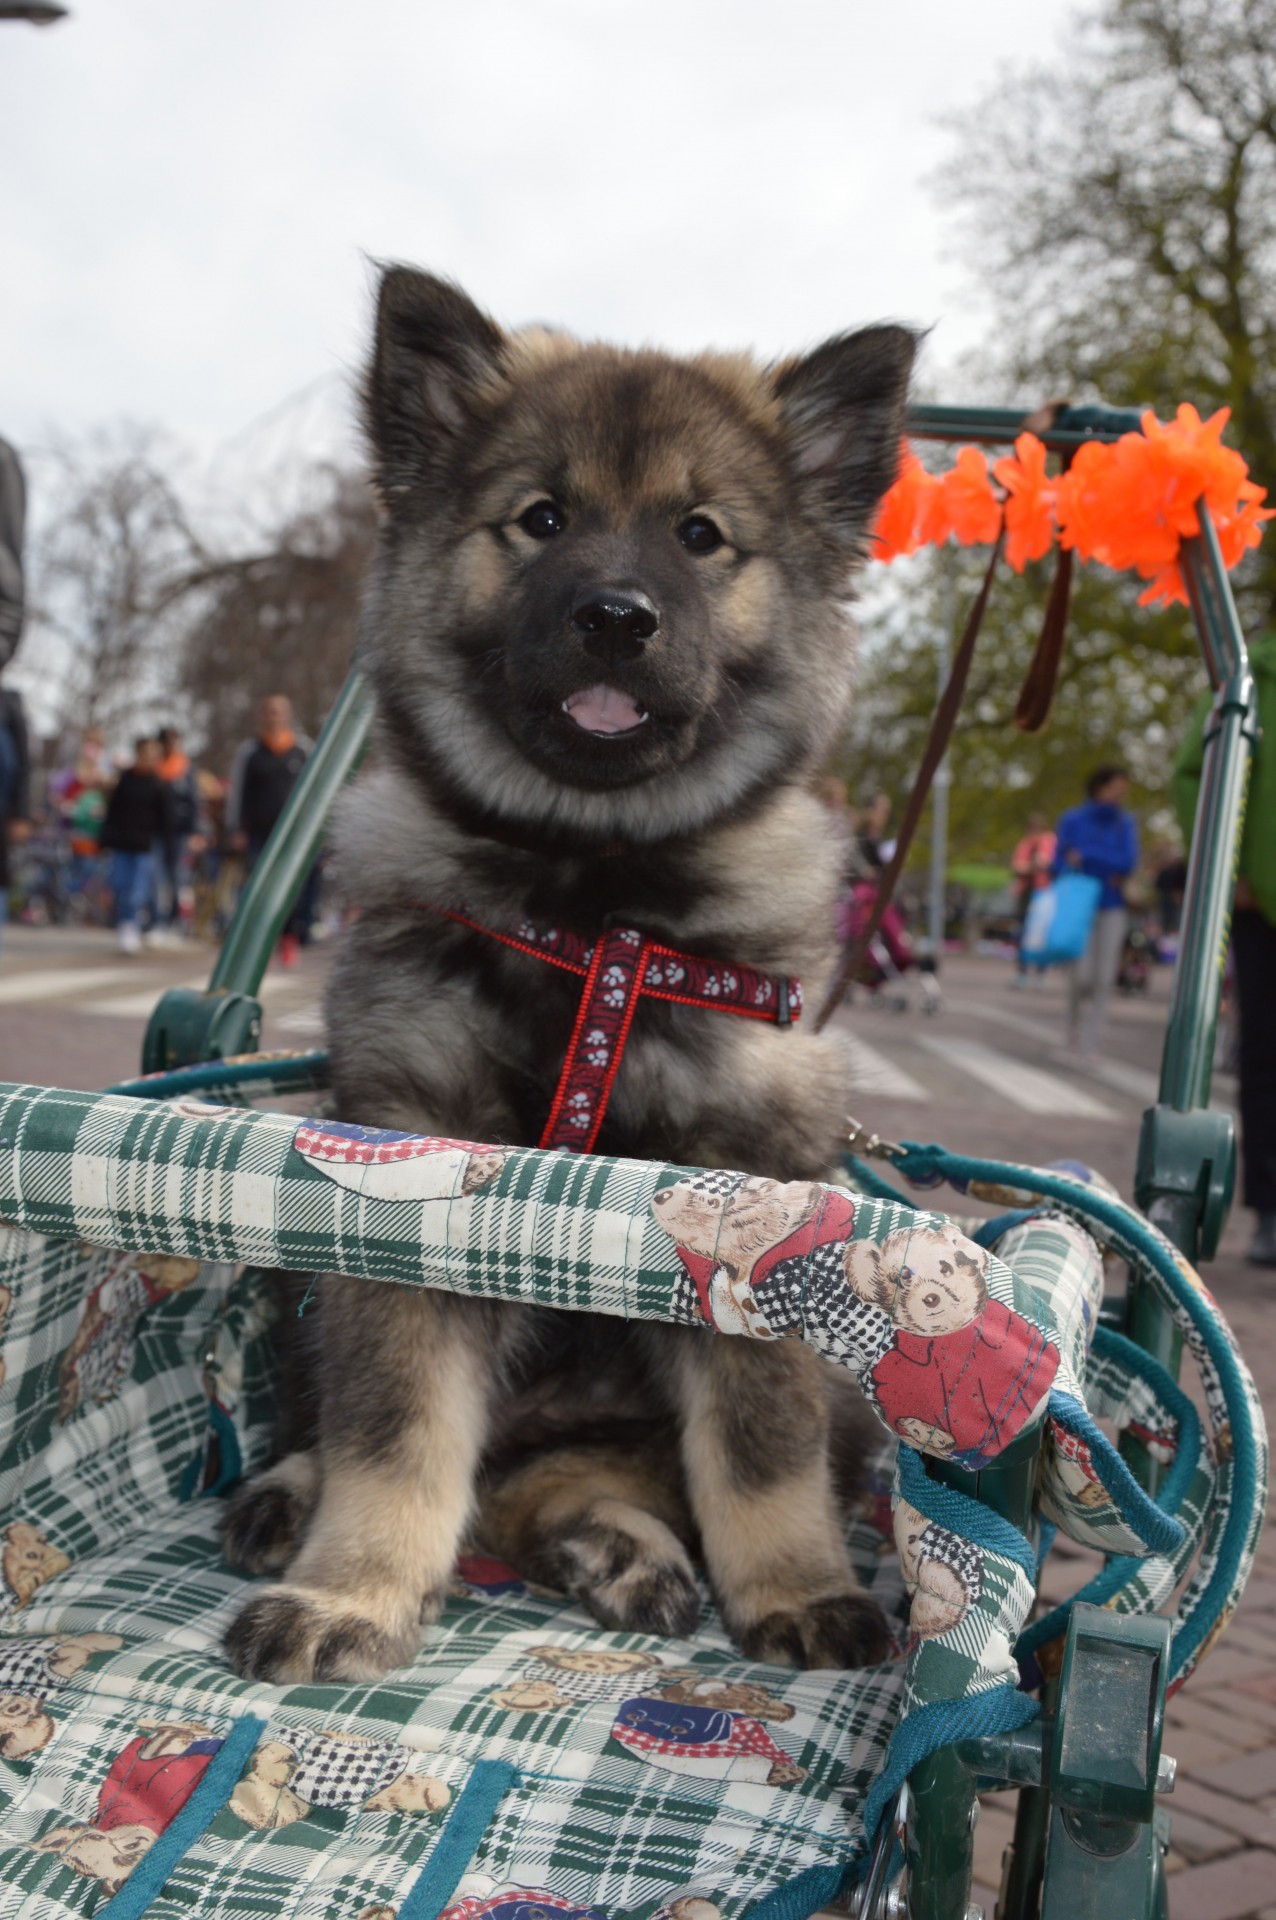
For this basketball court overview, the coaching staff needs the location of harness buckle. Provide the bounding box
[776,977,792,1026]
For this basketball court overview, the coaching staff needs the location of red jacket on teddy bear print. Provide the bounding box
[869,1295,1058,1468]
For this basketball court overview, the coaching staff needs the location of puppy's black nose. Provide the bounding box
[571,589,660,660]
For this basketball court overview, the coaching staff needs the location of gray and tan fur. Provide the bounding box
[222,267,915,1684]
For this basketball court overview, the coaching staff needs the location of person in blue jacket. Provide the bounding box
[1053,765,1139,1057]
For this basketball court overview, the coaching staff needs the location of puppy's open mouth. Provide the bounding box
[561,685,649,737]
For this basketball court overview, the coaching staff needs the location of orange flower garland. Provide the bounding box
[869,407,1271,605]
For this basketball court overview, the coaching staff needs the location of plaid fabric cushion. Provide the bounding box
[0,1497,908,1918]
[0,1086,1108,1499]
[0,1086,1254,1914]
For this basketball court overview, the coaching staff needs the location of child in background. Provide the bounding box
[98,738,169,954]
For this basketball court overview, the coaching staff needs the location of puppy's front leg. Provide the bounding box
[225,1281,496,1684]
[668,1333,892,1669]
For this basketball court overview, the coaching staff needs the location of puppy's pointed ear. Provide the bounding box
[773,325,917,541]
[364,267,507,496]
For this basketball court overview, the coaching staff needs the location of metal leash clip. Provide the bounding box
[845,1115,905,1161]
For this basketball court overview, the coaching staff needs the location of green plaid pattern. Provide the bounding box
[0,1494,907,1918]
[1070,1342,1216,1636]
[925,1153,1269,1689]
[993,1214,1159,1556]
[897,1527,1035,1722]
[0,1085,1126,1534]
[1036,1175,1265,1685]
[0,1084,1261,1913]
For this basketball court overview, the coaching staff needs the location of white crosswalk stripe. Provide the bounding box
[0,954,1160,1124]
[83,978,207,1019]
[275,1006,325,1035]
[0,965,145,1005]
[917,1034,1117,1118]
[1051,1051,1159,1105]
[843,1031,929,1102]
[0,962,324,1026]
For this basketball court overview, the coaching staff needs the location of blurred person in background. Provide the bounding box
[855,791,893,871]
[54,727,113,900]
[192,768,233,941]
[1150,840,1188,941]
[153,725,198,941]
[226,693,314,965]
[99,736,168,954]
[1053,765,1139,1057]
[0,437,31,953]
[1175,634,1276,1267]
[1010,811,1056,982]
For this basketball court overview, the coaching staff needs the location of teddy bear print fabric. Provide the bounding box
[442,1888,608,1920]
[893,1503,985,1643]
[488,1647,696,1713]
[0,1086,1133,1500]
[610,1697,805,1787]
[58,1249,203,1420]
[0,1633,122,1758]
[649,1173,1059,1469]
[293,1122,508,1204]
[29,1717,229,1897]
[0,1522,70,1621]
[230,1727,451,1829]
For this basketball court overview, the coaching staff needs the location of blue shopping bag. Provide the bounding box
[1020,872,1103,967]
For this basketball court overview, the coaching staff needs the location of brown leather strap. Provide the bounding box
[814,534,1004,1032]
[1013,449,1076,733]
[1012,545,1072,731]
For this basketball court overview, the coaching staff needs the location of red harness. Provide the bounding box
[427,907,803,1154]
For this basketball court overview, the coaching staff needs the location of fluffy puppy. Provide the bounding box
[221,268,915,1684]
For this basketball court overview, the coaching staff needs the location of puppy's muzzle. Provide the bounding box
[571,588,660,663]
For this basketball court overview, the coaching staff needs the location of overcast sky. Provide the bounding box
[2,0,1078,475]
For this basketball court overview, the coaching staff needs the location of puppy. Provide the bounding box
[221,268,915,1684]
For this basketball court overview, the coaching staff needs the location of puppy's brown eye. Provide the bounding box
[678,514,724,554]
[518,500,566,539]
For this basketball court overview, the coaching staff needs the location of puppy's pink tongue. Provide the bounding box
[562,685,646,735]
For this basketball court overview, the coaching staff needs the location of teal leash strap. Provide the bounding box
[891,1141,1263,1680]
[400,1761,518,1920]
[96,1714,266,1919]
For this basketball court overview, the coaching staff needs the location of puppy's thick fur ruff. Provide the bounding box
[222,269,915,1684]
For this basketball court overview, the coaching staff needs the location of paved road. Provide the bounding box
[0,920,1225,1166]
[1,925,1272,1915]
[0,922,328,1091]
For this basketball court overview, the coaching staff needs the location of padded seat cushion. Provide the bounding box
[0,1496,907,1919]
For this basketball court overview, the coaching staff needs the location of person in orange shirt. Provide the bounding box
[1011,812,1057,980]
[226,695,314,965]
[152,726,198,941]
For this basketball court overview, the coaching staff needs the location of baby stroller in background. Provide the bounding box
[9,815,72,925]
[1117,922,1154,995]
[837,875,941,1014]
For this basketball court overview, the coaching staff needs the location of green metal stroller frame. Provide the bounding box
[0,404,1263,1920]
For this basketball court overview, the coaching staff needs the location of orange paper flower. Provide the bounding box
[940,446,1003,546]
[1215,482,1275,569]
[871,444,953,559]
[993,433,1055,571]
[871,448,931,561]
[867,409,1269,606]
